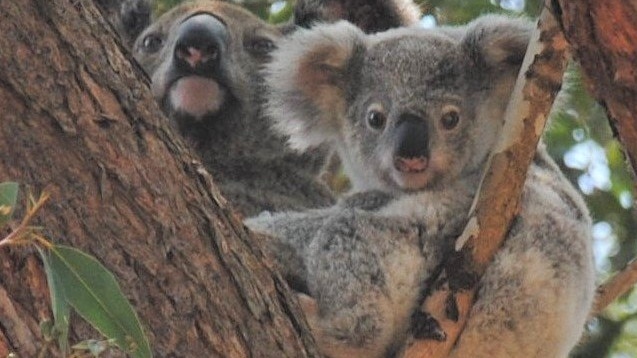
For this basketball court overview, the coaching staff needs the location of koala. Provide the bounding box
[246,16,596,358]
[247,189,459,358]
[120,0,420,216]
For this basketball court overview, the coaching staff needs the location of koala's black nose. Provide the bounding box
[174,14,227,74]
[393,114,429,173]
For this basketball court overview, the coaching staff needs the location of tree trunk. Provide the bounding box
[555,0,637,313]
[0,1,317,357]
[556,0,637,184]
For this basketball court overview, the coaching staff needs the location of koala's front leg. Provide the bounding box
[304,212,426,358]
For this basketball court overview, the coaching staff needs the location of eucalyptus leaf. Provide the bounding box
[37,247,71,356]
[48,245,152,358]
[0,182,19,228]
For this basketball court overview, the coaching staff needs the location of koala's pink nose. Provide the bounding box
[175,46,216,68]
[174,14,227,72]
[394,157,428,173]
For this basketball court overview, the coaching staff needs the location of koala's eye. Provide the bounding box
[440,108,460,130]
[246,38,276,56]
[141,33,164,53]
[366,110,387,131]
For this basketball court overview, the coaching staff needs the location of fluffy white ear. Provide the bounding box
[461,15,533,74]
[265,21,365,151]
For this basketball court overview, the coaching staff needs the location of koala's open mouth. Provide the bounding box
[394,157,428,173]
[389,157,436,191]
[166,75,227,119]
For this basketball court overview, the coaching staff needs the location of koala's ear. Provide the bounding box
[294,0,421,33]
[118,0,152,47]
[265,21,365,151]
[461,15,533,74]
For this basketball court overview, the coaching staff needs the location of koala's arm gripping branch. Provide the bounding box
[403,2,569,357]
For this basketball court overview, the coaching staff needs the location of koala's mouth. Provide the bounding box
[394,157,428,173]
[390,157,435,191]
[166,75,227,120]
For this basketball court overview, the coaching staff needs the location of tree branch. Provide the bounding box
[403,2,569,357]
[556,0,637,184]
[595,258,637,315]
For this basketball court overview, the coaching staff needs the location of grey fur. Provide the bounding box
[128,0,421,216]
[247,191,451,357]
[248,17,595,357]
[95,0,151,47]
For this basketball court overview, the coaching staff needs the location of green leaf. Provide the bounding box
[268,1,293,24]
[47,245,152,358]
[38,247,71,355]
[0,182,19,228]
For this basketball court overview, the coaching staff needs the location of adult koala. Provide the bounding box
[118,0,421,216]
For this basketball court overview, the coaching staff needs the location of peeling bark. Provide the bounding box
[0,0,317,357]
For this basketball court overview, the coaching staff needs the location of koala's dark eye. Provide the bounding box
[440,108,460,130]
[246,38,276,56]
[141,33,164,53]
[367,110,387,131]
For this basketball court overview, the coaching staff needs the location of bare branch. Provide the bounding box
[594,259,637,315]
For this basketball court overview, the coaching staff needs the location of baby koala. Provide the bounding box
[247,16,595,358]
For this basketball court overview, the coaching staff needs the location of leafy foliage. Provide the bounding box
[41,245,152,358]
[39,246,72,355]
[0,182,18,227]
[1,184,151,358]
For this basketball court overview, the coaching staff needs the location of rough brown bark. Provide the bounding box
[0,1,317,357]
[556,0,637,185]
[555,0,637,314]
